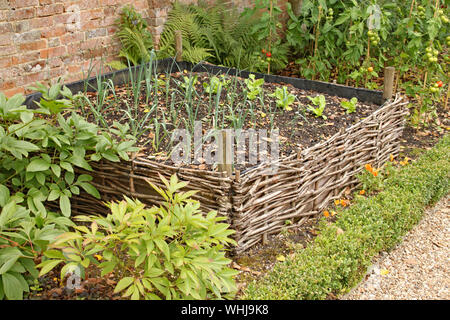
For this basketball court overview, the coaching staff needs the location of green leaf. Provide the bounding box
[79,182,100,199]
[26,159,50,172]
[50,164,61,177]
[44,250,66,260]
[0,256,20,275]
[37,259,63,277]
[0,184,10,207]
[114,277,134,293]
[1,272,23,300]
[154,239,170,261]
[59,195,71,217]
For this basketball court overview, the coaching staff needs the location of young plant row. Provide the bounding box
[115,1,448,127]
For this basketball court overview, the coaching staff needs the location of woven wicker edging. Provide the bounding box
[66,92,407,254]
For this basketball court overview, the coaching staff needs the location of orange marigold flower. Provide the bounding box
[372,170,379,177]
[365,164,373,172]
[360,190,366,195]
[389,154,394,162]
[323,210,330,218]
[340,199,350,207]
[334,199,340,206]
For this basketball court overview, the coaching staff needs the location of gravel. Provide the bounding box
[342,195,450,300]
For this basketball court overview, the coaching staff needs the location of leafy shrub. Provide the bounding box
[158,0,260,69]
[244,135,450,299]
[115,5,154,67]
[0,83,138,299]
[38,174,238,300]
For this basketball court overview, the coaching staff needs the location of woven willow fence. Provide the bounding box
[68,94,407,253]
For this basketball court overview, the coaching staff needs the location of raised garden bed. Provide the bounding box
[27,59,408,254]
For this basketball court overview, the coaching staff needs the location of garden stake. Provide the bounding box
[218,130,233,178]
[383,67,396,100]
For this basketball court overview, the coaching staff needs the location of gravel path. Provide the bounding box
[342,195,449,300]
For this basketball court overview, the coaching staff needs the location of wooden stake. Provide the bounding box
[383,67,395,100]
[218,130,233,178]
[175,30,183,62]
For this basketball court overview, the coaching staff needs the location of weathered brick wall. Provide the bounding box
[0,0,256,97]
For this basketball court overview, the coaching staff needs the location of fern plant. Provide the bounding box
[115,5,154,67]
[157,0,260,69]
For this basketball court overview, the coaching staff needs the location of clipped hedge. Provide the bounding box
[244,135,450,300]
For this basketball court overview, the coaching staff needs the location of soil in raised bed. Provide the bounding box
[74,71,380,170]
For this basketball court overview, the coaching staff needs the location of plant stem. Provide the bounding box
[312,6,322,80]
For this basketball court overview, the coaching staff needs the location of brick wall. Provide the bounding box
[0,0,255,97]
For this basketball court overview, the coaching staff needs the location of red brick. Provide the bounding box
[41,25,65,38]
[3,87,25,98]
[0,23,13,33]
[60,32,84,45]
[0,45,17,57]
[8,7,36,20]
[80,8,103,23]
[67,64,81,74]
[37,4,63,17]
[47,56,62,68]
[30,16,54,29]
[19,39,47,51]
[79,38,105,50]
[53,13,71,25]
[82,47,104,59]
[40,46,66,59]
[11,51,40,65]
[0,33,11,46]
[21,71,45,87]
[0,80,16,90]
[0,57,12,68]
[10,0,39,8]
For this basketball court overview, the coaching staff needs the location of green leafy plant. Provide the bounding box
[38,174,238,300]
[307,94,327,119]
[340,97,358,114]
[203,75,230,94]
[242,0,289,73]
[157,0,260,69]
[244,74,265,100]
[0,86,138,300]
[115,5,154,66]
[270,86,296,111]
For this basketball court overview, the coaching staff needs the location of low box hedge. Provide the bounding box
[244,135,450,300]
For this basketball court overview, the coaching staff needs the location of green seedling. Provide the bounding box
[307,95,327,119]
[340,97,358,114]
[271,86,296,111]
